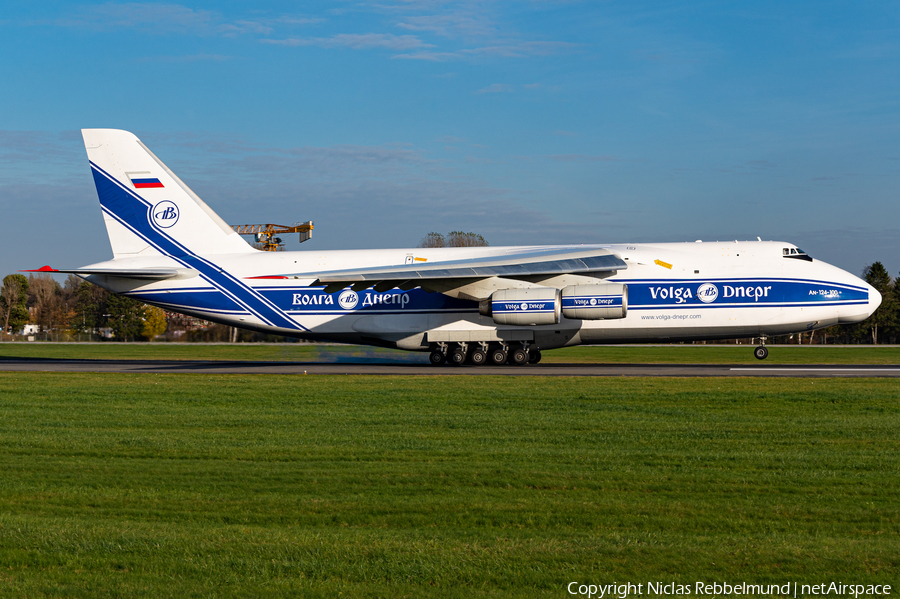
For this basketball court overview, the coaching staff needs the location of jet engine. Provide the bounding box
[561,283,627,320]
[478,283,627,326]
[479,287,561,326]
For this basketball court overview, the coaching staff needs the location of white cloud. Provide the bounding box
[0,130,84,181]
[50,3,580,63]
[463,41,581,58]
[274,16,326,26]
[55,3,321,38]
[218,20,273,36]
[57,3,219,33]
[137,54,232,63]
[393,51,462,61]
[474,83,514,94]
[358,3,581,61]
[396,13,497,38]
[263,33,433,50]
[436,135,466,143]
[131,132,614,250]
[548,154,623,162]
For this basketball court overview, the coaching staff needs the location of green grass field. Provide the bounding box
[1,342,899,364]
[0,373,897,597]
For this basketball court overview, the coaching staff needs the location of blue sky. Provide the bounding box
[1,1,898,278]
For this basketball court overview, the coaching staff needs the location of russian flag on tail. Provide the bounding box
[127,172,164,189]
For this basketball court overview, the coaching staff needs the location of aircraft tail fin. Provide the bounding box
[82,129,253,258]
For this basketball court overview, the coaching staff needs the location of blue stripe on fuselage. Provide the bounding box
[123,278,866,327]
[614,278,867,308]
[91,163,305,331]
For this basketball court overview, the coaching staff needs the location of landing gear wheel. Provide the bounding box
[469,349,487,365]
[754,346,769,360]
[429,350,446,366]
[448,349,467,365]
[490,349,508,365]
[528,350,542,364]
[510,348,529,365]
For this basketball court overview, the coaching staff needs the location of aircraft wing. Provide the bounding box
[305,247,627,292]
[22,266,184,280]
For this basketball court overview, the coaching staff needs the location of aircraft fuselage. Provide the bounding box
[84,240,879,352]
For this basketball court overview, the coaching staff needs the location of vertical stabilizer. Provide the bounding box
[82,129,253,258]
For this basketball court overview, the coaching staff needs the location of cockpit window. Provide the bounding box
[783,247,812,261]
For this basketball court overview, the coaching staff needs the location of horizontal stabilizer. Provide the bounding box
[22,265,187,280]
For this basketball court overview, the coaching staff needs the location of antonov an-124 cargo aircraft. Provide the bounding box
[31,129,881,365]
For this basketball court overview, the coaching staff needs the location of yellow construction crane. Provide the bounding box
[231,221,314,251]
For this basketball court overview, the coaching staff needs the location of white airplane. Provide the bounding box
[33,129,881,365]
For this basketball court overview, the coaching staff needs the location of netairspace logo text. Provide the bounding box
[567,581,893,598]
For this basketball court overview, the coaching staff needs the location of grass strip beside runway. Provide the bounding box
[1,343,899,364]
[0,374,897,597]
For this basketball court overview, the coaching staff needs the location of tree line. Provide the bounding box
[2,260,898,344]
[418,231,489,248]
[0,273,286,343]
[849,262,899,344]
[0,274,167,341]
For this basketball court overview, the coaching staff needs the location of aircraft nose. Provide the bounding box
[867,283,883,316]
[835,269,882,324]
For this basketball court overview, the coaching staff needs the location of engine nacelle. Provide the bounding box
[479,287,561,326]
[561,283,628,320]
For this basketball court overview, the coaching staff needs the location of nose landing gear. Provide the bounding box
[754,337,768,360]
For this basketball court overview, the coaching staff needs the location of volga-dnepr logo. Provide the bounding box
[697,283,719,303]
[152,201,179,228]
[338,290,359,310]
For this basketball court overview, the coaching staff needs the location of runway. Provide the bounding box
[1,357,899,377]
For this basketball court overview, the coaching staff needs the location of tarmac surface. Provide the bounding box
[1,358,899,377]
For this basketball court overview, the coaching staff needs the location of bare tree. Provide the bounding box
[418,231,488,248]
[446,231,488,247]
[418,232,446,248]
[28,274,62,333]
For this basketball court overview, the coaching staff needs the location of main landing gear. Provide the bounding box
[754,337,769,360]
[429,342,540,367]
[489,347,507,365]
